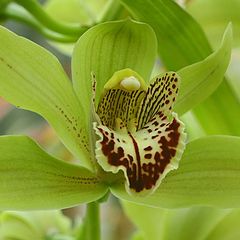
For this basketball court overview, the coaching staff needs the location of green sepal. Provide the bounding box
[0,25,94,170]
[72,19,157,123]
[0,135,108,210]
[175,24,232,115]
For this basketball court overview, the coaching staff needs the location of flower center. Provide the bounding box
[94,69,186,195]
[97,69,147,133]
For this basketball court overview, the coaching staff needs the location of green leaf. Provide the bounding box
[120,0,211,69]
[174,24,232,115]
[120,0,240,135]
[0,26,93,170]
[193,83,240,135]
[111,135,240,208]
[187,0,240,48]
[0,0,10,11]
[72,19,157,123]
[0,136,108,210]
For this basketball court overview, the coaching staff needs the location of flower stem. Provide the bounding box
[13,0,89,36]
[80,202,101,240]
[100,0,126,22]
[2,5,81,42]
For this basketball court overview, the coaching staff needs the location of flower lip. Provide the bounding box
[94,69,186,196]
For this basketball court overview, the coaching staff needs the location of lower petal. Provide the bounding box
[94,112,186,196]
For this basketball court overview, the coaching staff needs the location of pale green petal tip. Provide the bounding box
[175,23,232,115]
[222,22,232,47]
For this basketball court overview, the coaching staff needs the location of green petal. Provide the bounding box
[175,24,232,115]
[137,72,180,128]
[0,26,93,170]
[0,136,108,210]
[72,19,157,121]
[111,135,240,208]
[227,48,240,102]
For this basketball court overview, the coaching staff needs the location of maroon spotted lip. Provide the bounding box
[98,112,181,193]
[94,71,186,194]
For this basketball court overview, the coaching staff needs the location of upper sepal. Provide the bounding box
[72,19,157,124]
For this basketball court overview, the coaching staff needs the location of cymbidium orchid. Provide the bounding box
[0,14,239,237]
[0,17,186,199]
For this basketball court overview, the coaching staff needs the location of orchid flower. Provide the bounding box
[0,14,239,231]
